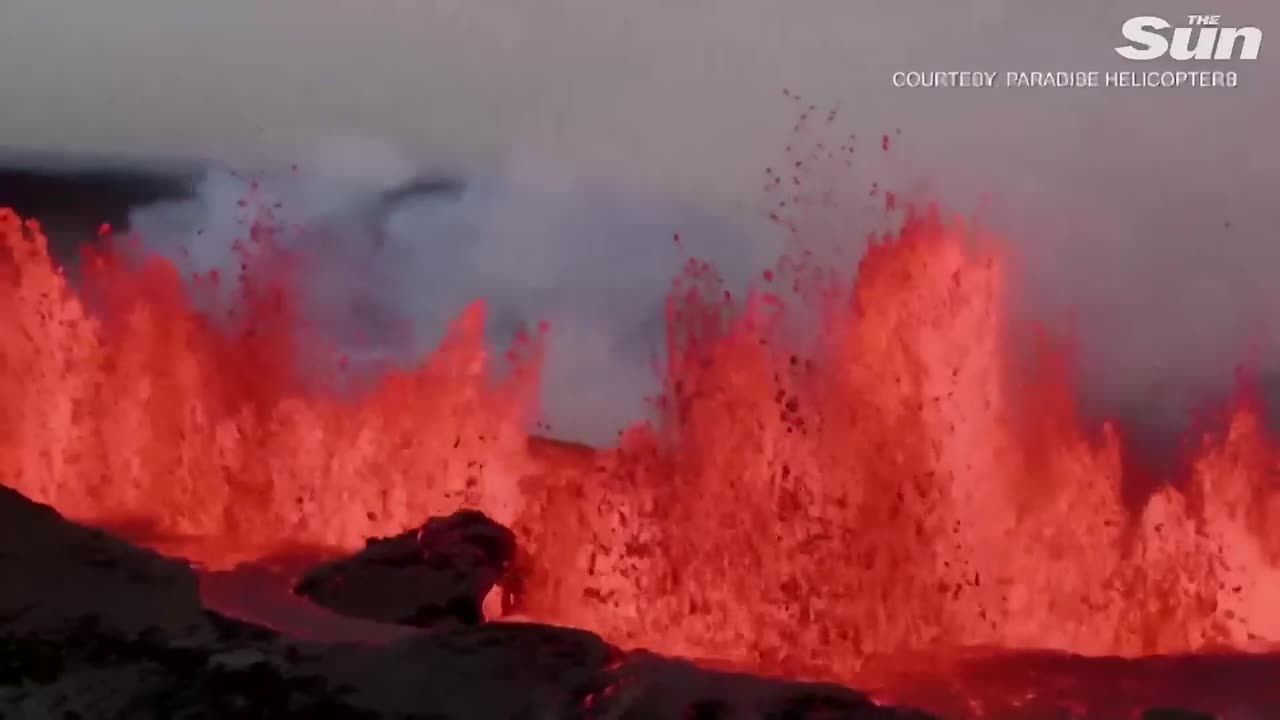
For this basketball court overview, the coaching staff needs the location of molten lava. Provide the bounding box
[3,196,1279,704]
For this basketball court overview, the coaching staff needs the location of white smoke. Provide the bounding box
[124,140,777,444]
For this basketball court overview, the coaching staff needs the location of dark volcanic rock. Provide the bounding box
[0,485,207,640]
[586,653,936,720]
[0,486,363,717]
[1141,709,1216,720]
[317,622,619,718]
[0,487,940,719]
[293,509,516,629]
[0,613,372,719]
[313,628,936,720]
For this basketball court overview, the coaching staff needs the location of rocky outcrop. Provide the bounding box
[0,486,369,717]
[4,483,1254,719]
[0,485,207,641]
[0,613,372,718]
[292,509,517,629]
[0,487,937,718]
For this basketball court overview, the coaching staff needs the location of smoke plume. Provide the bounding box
[120,140,774,443]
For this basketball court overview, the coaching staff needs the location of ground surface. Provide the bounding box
[0,485,937,719]
[3,484,1277,719]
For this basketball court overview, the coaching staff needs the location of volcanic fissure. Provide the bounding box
[3,157,1279,717]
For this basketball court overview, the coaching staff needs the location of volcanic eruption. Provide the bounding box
[2,123,1279,718]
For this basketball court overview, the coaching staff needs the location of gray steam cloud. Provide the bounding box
[124,142,774,443]
[2,0,1279,452]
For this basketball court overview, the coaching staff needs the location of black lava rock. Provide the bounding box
[293,509,517,629]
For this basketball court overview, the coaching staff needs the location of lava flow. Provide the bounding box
[3,191,1280,715]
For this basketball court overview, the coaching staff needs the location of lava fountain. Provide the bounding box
[2,176,1280,715]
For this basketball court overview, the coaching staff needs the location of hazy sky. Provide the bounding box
[1,0,1277,442]
[1,1,1270,200]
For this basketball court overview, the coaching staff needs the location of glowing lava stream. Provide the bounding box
[3,203,1280,690]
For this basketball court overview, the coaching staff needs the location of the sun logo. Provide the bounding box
[1116,15,1262,61]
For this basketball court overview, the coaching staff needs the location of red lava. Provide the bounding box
[3,187,1279,718]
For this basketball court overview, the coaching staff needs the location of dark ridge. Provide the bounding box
[364,175,466,248]
[0,164,199,261]
[0,159,465,263]
[375,176,465,211]
[0,164,199,227]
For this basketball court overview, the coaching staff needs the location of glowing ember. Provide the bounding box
[2,187,1279,704]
